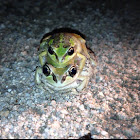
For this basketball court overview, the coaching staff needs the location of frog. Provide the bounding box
[38,33,93,75]
[35,31,97,93]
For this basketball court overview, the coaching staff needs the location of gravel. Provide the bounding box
[0,0,140,139]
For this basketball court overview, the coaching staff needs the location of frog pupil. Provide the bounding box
[48,47,54,55]
[69,66,77,77]
[43,65,50,76]
[68,47,74,55]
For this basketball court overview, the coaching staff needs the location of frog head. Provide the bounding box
[41,63,77,87]
[39,33,86,67]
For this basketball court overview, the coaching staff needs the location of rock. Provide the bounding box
[0,110,9,117]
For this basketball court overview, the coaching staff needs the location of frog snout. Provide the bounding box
[54,74,67,84]
[58,57,64,63]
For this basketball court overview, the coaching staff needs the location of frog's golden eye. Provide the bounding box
[68,47,74,55]
[69,66,77,77]
[48,46,54,55]
[43,64,50,76]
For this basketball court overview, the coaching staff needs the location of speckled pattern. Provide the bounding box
[0,0,139,139]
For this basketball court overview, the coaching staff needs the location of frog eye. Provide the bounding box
[48,47,54,55]
[69,66,77,77]
[68,47,74,55]
[43,64,50,76]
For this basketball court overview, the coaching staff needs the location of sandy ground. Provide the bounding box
[0,0,139,139]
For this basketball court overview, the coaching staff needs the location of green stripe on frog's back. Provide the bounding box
[59,33,64,43]
[54,33,69,59]
[55,45,69,62]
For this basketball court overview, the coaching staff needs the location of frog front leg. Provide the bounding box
[76,75,90,91]
[73,33,90,58]
[35,67,53,93]
[76,53,86,73]
[35,67,43,84]
[39,51,47,66]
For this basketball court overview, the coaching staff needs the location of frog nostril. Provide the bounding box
[61,76,66,83]
[55,54,59,62]
[52,74,57,83]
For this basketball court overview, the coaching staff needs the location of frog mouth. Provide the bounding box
[42,76,79,91]
[41,71,79,89]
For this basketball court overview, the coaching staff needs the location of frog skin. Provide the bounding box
[35,48,97,93]
[38,33,91,74]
